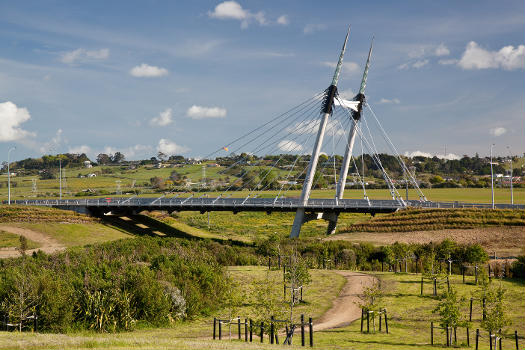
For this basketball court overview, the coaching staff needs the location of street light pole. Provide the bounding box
[507,146,513,205]
[7,147,16,205]
[59,158,62,200]
[490,144,495,209]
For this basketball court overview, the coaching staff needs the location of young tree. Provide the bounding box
[223,274,243,339]
[433,288,466,330]
[481,283,510,335]
[253,271,286,330]
[284,249,311,322]
[356,281,384,332]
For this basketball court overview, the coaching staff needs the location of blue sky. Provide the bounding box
[0,0,523,162]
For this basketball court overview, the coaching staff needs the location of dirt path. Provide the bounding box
[315,271,376,331]
[0,224,65,258]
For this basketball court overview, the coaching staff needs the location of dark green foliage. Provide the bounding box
[0,238,228,333]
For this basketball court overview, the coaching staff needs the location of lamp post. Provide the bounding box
[490,144,495,209]
[59,157,62,200]
[7,147,16,205]
[507,146,513,205]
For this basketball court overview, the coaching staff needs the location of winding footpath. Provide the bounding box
[315,271,377,331]
[0,224,65,258]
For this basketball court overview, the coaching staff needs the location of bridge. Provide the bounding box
[11,197,523,216]
[8,29,522,237]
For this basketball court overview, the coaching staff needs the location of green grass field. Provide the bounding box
[0,230,39,249]
[0,269,522,350]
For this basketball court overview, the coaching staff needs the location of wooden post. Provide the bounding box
[431,322,434,345]
[454,327,457,344]
[379,311,382,332]
[260,321,264,343]
[381,261,384,272]
[490,332,493,350]
[447,276,450,292]
[278,254,281,269]
[238,316,241,340]
[499,335,502,350]
[361,309,364,333]
[467,327,470,347]
[475,265,478,285]
[476,329,479,350]
[434,278,437,296]
[268,256,271,270]
[245,318,248,342]
[249,319,253,342]
[270,316,274,344]
[219,319,222,340]
[367,310,370,333]
[446,326,450,347]
[213,318,216,340]
[309,317,313,347]
[384,309,389,334]
[421,277,424,295]
[470,298,473,321]
[284,284,286,300]
[462,266,465,283]
[483,298,486,321]
[488,264,492,281]
[515,330,519,350]
[301,314,305,347]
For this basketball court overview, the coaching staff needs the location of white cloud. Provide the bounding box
[438,58,458,65]
[322,61,360,76]
[404,150,460,160]
[0,101,35,142]
[68,145,92,155]
[277,15,289,25]
[208,1,267,28]
[278,140,303,152]
[39,128,63,153]
[186,105,227,119]
[130,63,169,78]
[412,59,429,68]
[288,119,344,136]
[490,127,507,137]
[61,48,109,64]
[303,23,326,34]
[157,138,189,155]
[338,89,355,100]
[150,108,173,127]
[458,41,525,70]
[434,43,450,57]
[379,98,400,104]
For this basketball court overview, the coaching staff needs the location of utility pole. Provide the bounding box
[7,147,15,205]
[59,157,62,200]
[490,144,495,209]
[290,27,351,238]
[507,146,513,205]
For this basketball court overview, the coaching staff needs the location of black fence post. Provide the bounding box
[268,257,271,270]
[360,309,364,333]
[379,312,382,332]
[384,309,389,334]
[245,318,248,342]
[490,332,493,350]
[433,278,437,296]
[260,322,264,343]
[249,319,253,342]
[447,276,450,292]
[483,298,486,321]
[475,265,478,285]
[301,287,303,302]
[467,327,470,347]
[270,316,274,344]
[470,298,473,321]
[446,326,450,347]
[515,330,519,350]
[278,254,281,269]
[284,284,286,300]
[219,319,222,340]
[301,314,305,347]
[213,317,216,340]
[476,329,479,350]
[309,317,313,347]
[462,266,465,284]
[238,316,241,340]
[367,311,370,333]
[421,277,424,295]
[454,327,457,345]
[499,335,502,350]
[431,322,434,345]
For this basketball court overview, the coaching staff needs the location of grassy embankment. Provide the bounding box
[0,269,522,350]
[340,208,525,233]
[0,206,131,248]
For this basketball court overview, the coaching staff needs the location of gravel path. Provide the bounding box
[315,271,376,331]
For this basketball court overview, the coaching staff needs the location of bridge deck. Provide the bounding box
[9,197,523,215]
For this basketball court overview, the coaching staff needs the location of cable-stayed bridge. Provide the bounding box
[8,28,523,237]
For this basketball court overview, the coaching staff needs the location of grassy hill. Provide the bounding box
[340,208,525,233]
